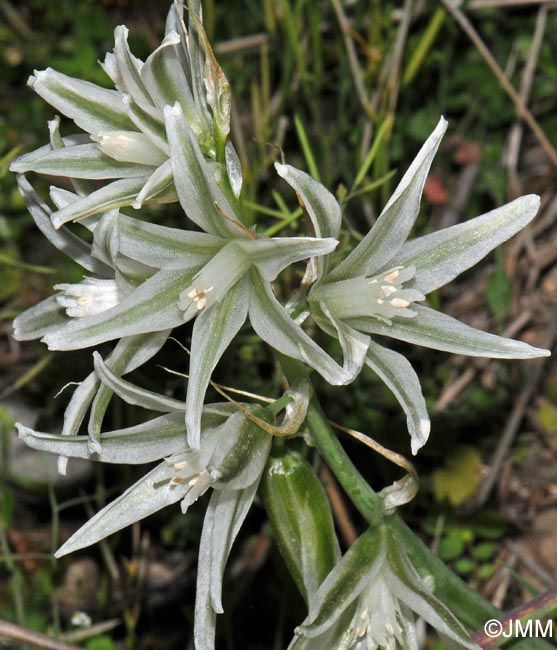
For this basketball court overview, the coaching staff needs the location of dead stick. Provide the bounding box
[0,619,83,650]
[440,0,557,170]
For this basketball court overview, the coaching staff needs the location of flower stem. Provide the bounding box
[278,355,555,649]
[278,354,384,527]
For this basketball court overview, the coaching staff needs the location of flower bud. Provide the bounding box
[262,447,339,602]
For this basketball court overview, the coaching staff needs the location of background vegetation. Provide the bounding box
[1,0,556,648]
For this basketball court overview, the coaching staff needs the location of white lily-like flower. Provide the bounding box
[290,525,479,650]
[275,117,549,455]
[54,278,122,318]
[9,1,239,226]
[16,363,311,650]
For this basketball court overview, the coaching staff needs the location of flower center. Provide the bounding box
[54,278,120,318]
[311,265,425,325]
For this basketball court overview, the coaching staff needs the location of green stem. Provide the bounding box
[279,354,384,526]
[279,356,555,649]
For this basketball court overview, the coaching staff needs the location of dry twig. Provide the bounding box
[440,0,557,170]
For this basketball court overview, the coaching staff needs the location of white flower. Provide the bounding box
[9,2,239,226]
[290,525,479,650]
[275,117,550,455]
[54,278,121,318]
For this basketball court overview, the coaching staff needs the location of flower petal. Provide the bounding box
[106,25,154,108]
[17,413,187,464]
[194,482,260,650]
[275,163,342,280]
[385,529,479,650]
[164,102,240,237]
[12,295,67,341]
[248,271,356,385]
[398,195,541,294]
[116,212,222,270]
[54,460,189,557]
[312,301,370,380]
[41,268,192,350]
[29,67,134,134]
[350,303,550,359]
[365,340,430,455]
[142,32,207,137]
[93,351,185,412]
[298,526,387,637]
[16,176,111,275]
[50,177,148,227]
[240,236,338,282]
[329,117,448,281]
[12,143,153,179]
[185,278,249,449]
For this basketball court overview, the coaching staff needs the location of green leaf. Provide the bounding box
[432,447,483,506]
[438,535,466,562]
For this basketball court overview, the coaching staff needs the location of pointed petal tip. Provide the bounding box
[411,417,431,455]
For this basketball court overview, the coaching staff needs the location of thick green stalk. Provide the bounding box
[279,356,554,648]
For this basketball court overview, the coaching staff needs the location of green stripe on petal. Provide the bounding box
[275,163,342,280]
[110,25,154,107]
[398,194,541,294]
[195,484,259,650]
[13,295,67,341]
[350,303,550,359]
[329,117,448,281]
[239,236,338,281]
[93,351,186,412]
[30,68,134,134]
[124,96,169,154]
[17,414,188,464]
[117,213,222,269]
[365,340,430,455]
[142,32,206,136]
[248,271,356,385]
[312,301,370,381]
[16,176,112,276]
[12,143,154,179]
[50,177,149,227]
[185,278,250,449]
[300,526,387,636]
[54,460,190,557]
[385,529,478,650]
[164,103,240,237]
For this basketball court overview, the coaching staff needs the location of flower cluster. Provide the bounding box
[11,2,549,648]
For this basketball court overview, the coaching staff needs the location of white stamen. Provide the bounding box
[376,298,384,305]
[188,476,200,487]
[174,460,188,470]
[169,476,184,486]
[54,278,120,318]
[386,623,395,636]
[381,285,397,296]
[391,298,410,308]
[383,269,400,283]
